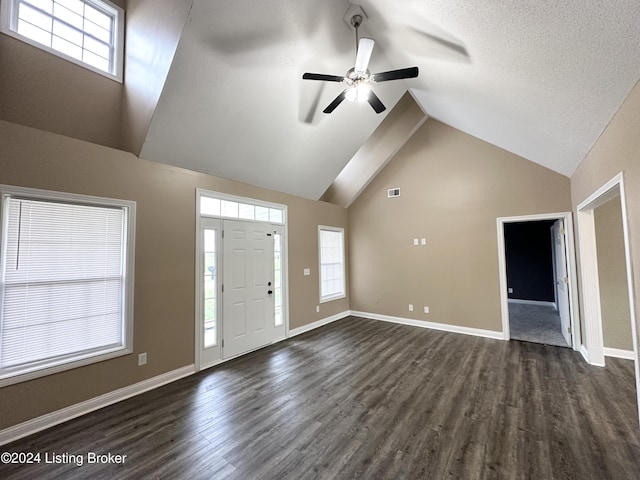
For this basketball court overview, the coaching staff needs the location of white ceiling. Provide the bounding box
[140,0,640,201]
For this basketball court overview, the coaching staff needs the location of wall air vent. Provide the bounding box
[387,188,401,198]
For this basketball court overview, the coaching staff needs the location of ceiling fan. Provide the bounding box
[302,13,419,114]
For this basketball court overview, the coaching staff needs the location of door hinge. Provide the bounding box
[568,326,572,334]
[222,230,225,238]
[564,277,569,284]
[222,339,224,348]
[222,283,224,293]
[560,227,566,235]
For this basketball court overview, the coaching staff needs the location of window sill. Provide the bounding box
[0,347,132,388]
[320,293,346,304]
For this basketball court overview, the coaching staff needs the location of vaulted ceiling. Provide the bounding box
[137,0,640,201]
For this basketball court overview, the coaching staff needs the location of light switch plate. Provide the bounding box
[304,268,310,276]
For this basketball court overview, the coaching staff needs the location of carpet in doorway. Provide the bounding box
[509,302,570,348]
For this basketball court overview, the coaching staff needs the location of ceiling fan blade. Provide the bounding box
[323,89,349,114]
[367,90,386,114]
[372,67,419,82]
[302,73,345,82]
[354,38,375,73]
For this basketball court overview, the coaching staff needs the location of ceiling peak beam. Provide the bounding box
[321,90,427,208]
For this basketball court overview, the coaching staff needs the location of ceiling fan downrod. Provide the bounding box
[351,14,363,54]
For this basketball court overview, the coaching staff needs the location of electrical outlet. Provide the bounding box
[316,305,320,313]
[424,306,429,314]
[421,238,426,245]
[138,352,147,366]
[413,238,419,246]
[304,268,310,276]
[508,288,513,294]
[409,304,413,312]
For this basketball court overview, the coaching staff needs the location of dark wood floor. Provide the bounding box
[2,316,639,479]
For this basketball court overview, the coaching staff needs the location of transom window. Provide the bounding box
[0,0,124,81]
[0,186,135,386]
[200,195,285,225]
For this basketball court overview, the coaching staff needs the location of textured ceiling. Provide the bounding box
[140,0,640,200]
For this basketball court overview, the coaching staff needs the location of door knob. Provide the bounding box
[268,290,273,295]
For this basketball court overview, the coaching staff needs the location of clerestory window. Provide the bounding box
[0,0,125,81]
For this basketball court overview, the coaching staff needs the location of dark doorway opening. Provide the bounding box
[504,220,570,348]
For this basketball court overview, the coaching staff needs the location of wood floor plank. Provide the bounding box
[1,316,639,479]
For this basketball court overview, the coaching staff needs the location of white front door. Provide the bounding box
[222,220,275,358]
[552,220,572,346]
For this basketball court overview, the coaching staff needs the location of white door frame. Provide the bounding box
[496,212,580,349]
[194,189,289,371]
[575,173,639,411]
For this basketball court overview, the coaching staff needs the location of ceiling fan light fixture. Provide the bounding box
[302,5,418,115]
[346,83,371,103]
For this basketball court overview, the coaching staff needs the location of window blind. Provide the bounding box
[1,197,126,374]
[319,228,345,301]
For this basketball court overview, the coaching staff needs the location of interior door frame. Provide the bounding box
[576,172,638,347]
[496,212,580,350]
[194,189,289,371]
[575,172,640,427]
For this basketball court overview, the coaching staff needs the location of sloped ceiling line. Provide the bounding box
[136,0,640,199]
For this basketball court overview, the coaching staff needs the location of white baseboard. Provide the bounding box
[580,344,606,367]
[2,313,351,446]
[350,311,505,340]
[580,344,591,364]
[508,299,556,308]
[288,311,350,338]
[604,347,636,360]
[0,364,196,447]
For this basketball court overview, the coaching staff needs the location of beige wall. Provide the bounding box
[0,0,192,156]
[594,196,633,350]
[348,119,572,331]
[121,0,193,155]
[0,119,348,430]
[0,1,125,149]
[571,79,640,357]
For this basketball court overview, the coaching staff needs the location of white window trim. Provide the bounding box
[199,190,287,225]
[0,0,125,82]
[195,188,289,370]
[0,184,136,387]
[318,225,346,303]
